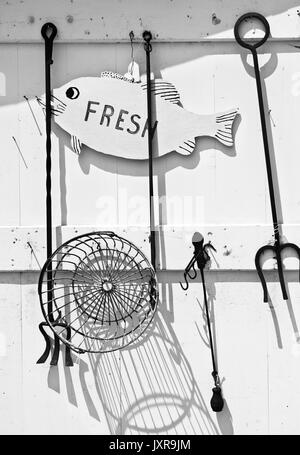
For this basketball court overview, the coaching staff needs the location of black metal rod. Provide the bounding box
[41,23,57,322]
[199,267,217,375]
[143,31,156,271]
[234,13,279,242]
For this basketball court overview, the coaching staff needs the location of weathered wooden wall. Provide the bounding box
[1,0,300,435]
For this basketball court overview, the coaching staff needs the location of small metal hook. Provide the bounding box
[187,263,197,280]
[143,30,153,53]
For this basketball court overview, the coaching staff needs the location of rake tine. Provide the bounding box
[275,247,288,301]
[255,244,277,303]
[280,242,300,284]
[36,322,52,364]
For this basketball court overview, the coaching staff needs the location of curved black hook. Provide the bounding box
[41,22,57,42]
[180,273,190,291]
[180,265,197,291]
[41,23,57,65]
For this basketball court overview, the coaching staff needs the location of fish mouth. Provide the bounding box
[36,93,66,116]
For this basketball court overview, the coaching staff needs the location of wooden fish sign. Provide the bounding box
[38,72,238,159]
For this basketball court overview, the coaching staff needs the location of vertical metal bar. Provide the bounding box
[143,31,156,270]
[199,267,217,375]
[41,23,57,322]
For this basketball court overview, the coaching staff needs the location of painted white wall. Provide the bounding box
[1,0,300,435]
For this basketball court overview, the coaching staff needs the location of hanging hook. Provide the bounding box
[179,233,215,290]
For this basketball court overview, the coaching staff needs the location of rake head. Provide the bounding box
[38,231,158,354]
[255,241,300,302]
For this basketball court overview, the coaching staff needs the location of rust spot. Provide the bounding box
[212,13,221,25]
[66,15,73,24]
[223,246,232,256]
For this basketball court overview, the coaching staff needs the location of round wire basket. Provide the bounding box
[38,231,158,353]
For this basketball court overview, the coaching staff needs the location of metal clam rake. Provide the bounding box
[38,232,158,356]
[234,12,300,302]
[37,25,158,364]
[180,233,224,413]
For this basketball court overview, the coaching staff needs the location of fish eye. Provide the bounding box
[66,87,80,100]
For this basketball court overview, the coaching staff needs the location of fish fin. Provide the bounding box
[100,71,135,83]
[214,108,239,147]
[71,135,82,155]
[178,140,196,155]
[141,79,181,105]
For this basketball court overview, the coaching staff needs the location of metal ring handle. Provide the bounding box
[234,12,270,51]
[41,22,57,42]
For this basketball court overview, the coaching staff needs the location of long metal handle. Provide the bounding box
[41,22,57,321]
[143,31,156,271]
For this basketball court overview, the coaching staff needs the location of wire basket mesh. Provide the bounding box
[38,231,158,353]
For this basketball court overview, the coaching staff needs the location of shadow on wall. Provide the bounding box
[53,114,241,227]
[88,306,231,436]
[38,267,235,435]
[45,311,231,435]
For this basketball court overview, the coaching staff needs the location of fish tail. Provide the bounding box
[214,108,239,147]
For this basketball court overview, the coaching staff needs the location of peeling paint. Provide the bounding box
[223,245,232,256]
